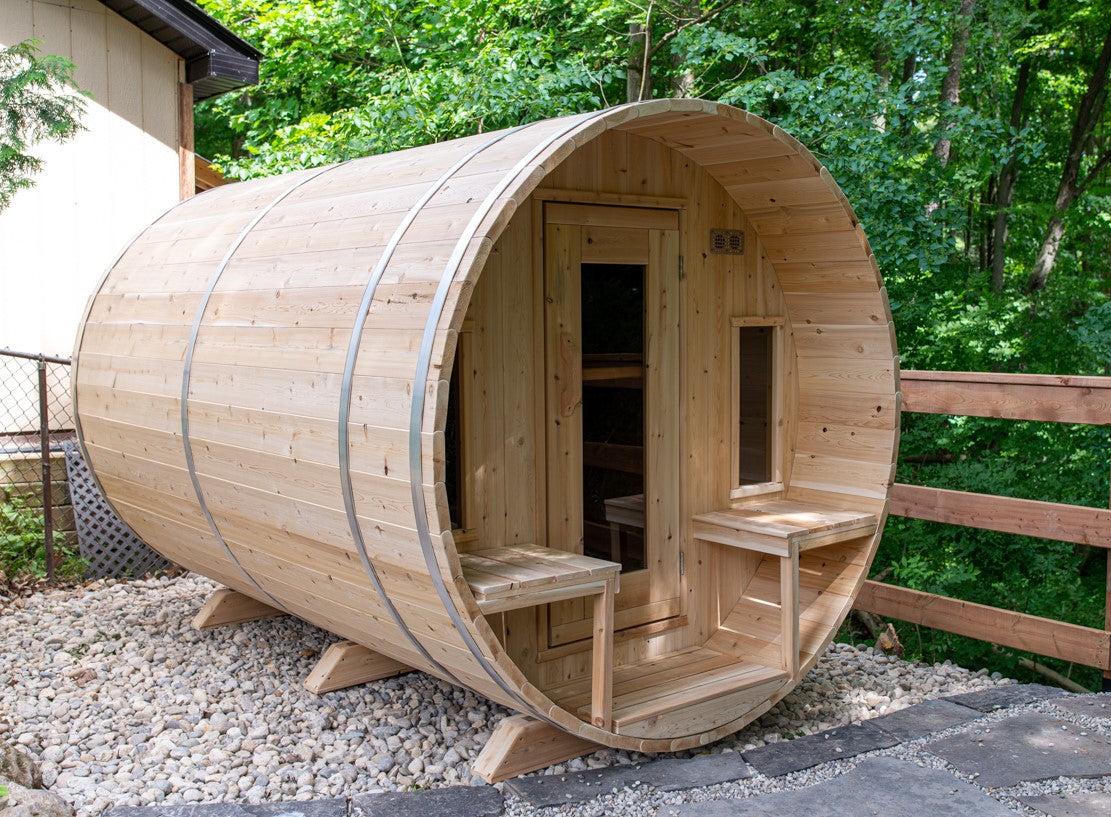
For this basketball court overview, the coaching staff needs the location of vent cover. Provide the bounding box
[710,228,744,255]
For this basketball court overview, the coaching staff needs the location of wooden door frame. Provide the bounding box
[537,200,685,648]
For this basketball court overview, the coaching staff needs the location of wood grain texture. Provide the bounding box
[855,581,1111,671]
[303,641,412,693]
[472,715,601,782]
[75,99,896,753]
[191,588,284,630]
[891,483,1111,547]
[901,370,1111,424]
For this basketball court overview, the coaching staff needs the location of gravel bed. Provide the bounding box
[1,574,1015,816]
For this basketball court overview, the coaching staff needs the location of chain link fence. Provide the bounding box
[0,349,76,581]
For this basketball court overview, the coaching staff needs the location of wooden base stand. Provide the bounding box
[304,641,412,693]
[472,714,601,783]
[191,588,284,630]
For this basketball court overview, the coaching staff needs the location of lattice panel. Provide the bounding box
[64,442,171,578]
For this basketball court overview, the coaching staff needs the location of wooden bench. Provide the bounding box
[691,500,878,679]
[459,543,621,729]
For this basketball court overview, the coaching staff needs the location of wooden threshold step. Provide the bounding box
[547,647,788,731]
[602,660,787,729]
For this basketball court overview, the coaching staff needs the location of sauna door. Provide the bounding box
[543,203,682,646]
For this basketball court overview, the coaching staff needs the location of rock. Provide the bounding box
[0,572,1015,815]
[2,782,73,817]
[1,740,42,788]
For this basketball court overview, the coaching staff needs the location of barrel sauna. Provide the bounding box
[73,99,899,755]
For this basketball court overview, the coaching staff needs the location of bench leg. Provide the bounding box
[590,577,615,730]
[609,523,622,562]
[780,549,800,679]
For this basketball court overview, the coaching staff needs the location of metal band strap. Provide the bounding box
[409,106,632,724]
[181,163,345,610]
[338,126,529,682]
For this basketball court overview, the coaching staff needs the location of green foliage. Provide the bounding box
[0,38,86,212]
[0,496,82,579]
[197,0,612,177]
[194,0,1111,687]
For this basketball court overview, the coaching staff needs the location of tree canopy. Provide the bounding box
[0,39,86,212]
[195,0,1111,687]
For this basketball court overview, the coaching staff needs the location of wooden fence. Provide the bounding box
[854,370,1111,684]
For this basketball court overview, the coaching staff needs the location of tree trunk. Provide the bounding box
[980,180,993,271]
[901,53,917,84]
[670,1,698,97]
[671,53,695,97]
[898,0,919,137]
[991,0,1048,290]
[933,0,978,167]
[873,42,891,130]
[990,58,1034,291]
[627,23,652,103]
[1027,23,1111,292]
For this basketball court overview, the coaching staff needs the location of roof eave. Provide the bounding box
[99,0,261,101]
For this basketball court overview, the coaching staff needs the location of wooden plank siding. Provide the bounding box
[856,369,1111,678]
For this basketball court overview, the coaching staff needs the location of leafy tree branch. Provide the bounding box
[0,38,86,212]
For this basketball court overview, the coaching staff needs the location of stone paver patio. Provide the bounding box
[108,688,1111,817]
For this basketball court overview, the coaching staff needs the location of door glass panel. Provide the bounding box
[580,262,645,572]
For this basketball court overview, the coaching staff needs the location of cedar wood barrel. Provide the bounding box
[73,99,899,751]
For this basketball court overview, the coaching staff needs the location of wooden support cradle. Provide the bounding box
[304,641,412,694]
[191,588,284,630]
[472,714,601,783]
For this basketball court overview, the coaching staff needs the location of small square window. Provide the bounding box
[731,318,783,498]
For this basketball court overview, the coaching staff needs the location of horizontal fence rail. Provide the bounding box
[890,484,1111,548]
[901,370,1111,424]
[856,369,1111,678]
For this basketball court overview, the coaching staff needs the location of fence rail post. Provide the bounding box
[37,355,55,583]
[1106,467,1110,692]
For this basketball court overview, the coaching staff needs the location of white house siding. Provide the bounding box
[0,0,183,361]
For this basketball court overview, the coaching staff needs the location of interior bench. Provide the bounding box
[692,499,878,679]
[459,542,621,729]
[603,493,644,562]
